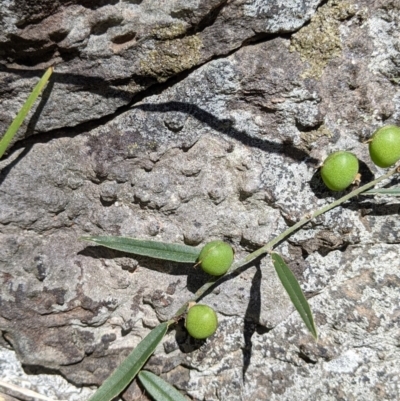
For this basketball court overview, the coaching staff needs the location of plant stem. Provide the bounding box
[246,165,398,260]
[173,165,399,317]
[173,279,218,317]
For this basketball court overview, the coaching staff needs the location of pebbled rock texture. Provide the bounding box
[1,0,400,400]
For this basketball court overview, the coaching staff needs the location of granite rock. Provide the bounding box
[1,0,400,400]
[0,0,322,145]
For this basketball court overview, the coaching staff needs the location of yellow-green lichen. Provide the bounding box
[301,124,333,149]
[126,142,139,157]
[151,23,187,40]
[140,35,203,82]
[290,0,356,79]
[146,141,158,151]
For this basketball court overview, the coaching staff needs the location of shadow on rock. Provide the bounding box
[135,101,319,165]
[79,244,209,293]
[309,159,399,216]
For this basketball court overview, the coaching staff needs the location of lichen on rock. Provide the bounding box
[290,0,356,78]
[1,1,400,400]
[140,35,203,82]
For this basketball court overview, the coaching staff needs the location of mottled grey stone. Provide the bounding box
[1,0,400,400]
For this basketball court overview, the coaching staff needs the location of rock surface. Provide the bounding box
[1,0,400,400]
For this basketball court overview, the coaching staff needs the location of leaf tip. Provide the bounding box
[79,236,94,242]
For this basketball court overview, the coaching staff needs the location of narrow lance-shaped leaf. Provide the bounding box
[88,322,169,401]
[138,370,190,401]
[271,252,318,340]
[80,236,201,263]
[361,187,400,196]
[0,66,53,159]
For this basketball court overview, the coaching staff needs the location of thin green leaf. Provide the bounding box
[138,371,190,401]
[80,236,200,263]
[361,187,400,196]
[271,252,318,340]
[88,322,168,401]
[0,66,53,159]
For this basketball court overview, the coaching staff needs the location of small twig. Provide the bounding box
[0,379,66,401]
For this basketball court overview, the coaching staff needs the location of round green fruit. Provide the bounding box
[198,240,234,276]
[369,125,400,168]
[320,151,359,191]
[185,304,218,340]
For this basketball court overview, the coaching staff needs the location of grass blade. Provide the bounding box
[80,236,200,263]
[361,187,400,196]
[88,322,169,401]
[138,370,190,401]
[0,66,53,159]
[271,252,318,340]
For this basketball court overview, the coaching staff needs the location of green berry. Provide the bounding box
[185,304,218,339]
[198,240,234,276]
[369,125,400,168]
[320,151,359,191]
